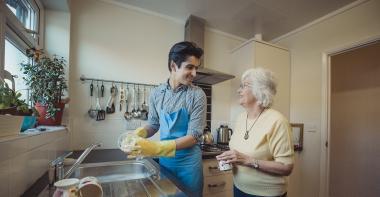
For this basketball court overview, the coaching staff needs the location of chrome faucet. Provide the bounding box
[49,143,101,185]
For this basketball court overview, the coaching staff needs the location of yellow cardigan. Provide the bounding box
[229,108,294,196]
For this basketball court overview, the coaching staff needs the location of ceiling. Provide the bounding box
[42,0,357,40]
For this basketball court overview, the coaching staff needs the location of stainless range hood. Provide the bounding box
[185,15,235,85]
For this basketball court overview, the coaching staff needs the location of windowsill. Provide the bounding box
[0,126,67,143]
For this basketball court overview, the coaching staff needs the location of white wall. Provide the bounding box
[204,28,244,137]
[44,10,70,62]
[44,10,71,126]
[68,0,243,149]
[272,0,380,196]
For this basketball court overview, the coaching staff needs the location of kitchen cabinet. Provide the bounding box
[230,39,290,119]
[202,158,233,197]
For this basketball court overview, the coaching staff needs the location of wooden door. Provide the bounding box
[329,41,380,197]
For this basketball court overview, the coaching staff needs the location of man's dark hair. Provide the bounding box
[168,41,203,71]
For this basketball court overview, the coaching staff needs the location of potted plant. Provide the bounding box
[21,48,68,125]
[0,79,30,115]
[0,77,36,136]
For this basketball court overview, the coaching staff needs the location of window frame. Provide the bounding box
[0,0,44,80]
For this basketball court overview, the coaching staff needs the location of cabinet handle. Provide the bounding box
[208,182,226,188]
[208,166,218,170]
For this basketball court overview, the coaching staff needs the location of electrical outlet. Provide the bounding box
[304,123,317,132]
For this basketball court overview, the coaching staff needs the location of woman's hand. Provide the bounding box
[216,149,252,166]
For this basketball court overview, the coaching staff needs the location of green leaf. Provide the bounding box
[19,50,68,118]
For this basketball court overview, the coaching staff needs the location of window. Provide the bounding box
[5,0,38,34]
[2,0,42,47]
[1,0,44,104]
[4,38,29,102]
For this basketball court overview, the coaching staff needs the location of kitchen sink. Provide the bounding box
[36,156,187,196]
[69,159,157,183]
[66,159,185,197]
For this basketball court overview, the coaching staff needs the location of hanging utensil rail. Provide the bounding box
[80,75,157,87]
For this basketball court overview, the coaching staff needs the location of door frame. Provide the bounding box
[320,35,380,197]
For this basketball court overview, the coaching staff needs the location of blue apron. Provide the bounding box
[159,91,203,196]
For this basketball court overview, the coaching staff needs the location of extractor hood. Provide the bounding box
[185,15,235,85]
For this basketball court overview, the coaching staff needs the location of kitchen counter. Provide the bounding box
[23,148,223,196]
[22,149,191,197]
[202,150,223,159]
[201,143,229,160]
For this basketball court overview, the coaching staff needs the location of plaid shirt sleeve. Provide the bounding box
[187,88,207,142]
[147,88,160,131]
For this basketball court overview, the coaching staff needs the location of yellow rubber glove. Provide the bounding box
[132,138,176,157]
[134,127,148,138]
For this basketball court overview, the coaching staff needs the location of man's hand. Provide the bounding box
[131,138,176,157]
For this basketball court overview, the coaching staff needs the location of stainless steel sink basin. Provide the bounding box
[39,158,186,196]
[70,160,157,183]
[68,159,178,196]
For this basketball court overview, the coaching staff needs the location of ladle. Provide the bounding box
[124,86,133,120]
[140,86,148,120]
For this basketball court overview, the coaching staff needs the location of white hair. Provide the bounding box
[241,67,277,108]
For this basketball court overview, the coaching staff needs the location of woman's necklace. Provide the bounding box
[244,109,265,140]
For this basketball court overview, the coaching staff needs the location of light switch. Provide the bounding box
[304,123,317,132]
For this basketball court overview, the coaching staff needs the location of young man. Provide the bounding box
[132,41,206,196]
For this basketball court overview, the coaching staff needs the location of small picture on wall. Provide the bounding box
[290,123,304,151]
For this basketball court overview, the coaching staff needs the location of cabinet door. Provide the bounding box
[203,159,231,177]
[203,190,234,197]
[203,173,233,195]
[255,42,290,118]
[204,190,233,197]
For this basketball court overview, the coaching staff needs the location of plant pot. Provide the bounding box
[0,107,33,116]
[0,106,18,115]
[14,109,33,116]
[35,102,65,126]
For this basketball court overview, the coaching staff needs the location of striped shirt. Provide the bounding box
[147,80,206,142]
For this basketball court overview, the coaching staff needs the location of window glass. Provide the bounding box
[4,39,30,103]
[5,0,38,34]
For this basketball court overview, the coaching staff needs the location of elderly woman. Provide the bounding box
[216,68,294,197]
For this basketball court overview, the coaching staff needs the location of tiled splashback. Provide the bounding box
[195,84,212,128]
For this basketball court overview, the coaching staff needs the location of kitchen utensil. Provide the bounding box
[131,85,137,118]
[96,82,106,121]
[119,83,125,111]
[53,178,80,197]
[101,81,104,97]
[106,84,116,114]
[132,85,141,119]
[200,126,214,144]
[217,124,233,144]
[142,86,149,111]
[135,85,142,118]
[88,81,97,119]
[117,132,143,160]
[117,132,138,152]
[124,86,133,120]
[78,176,103,197]
[140,86,148,120]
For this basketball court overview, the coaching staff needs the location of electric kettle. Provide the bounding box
[200,126,214,144]
[217,125,233,144]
